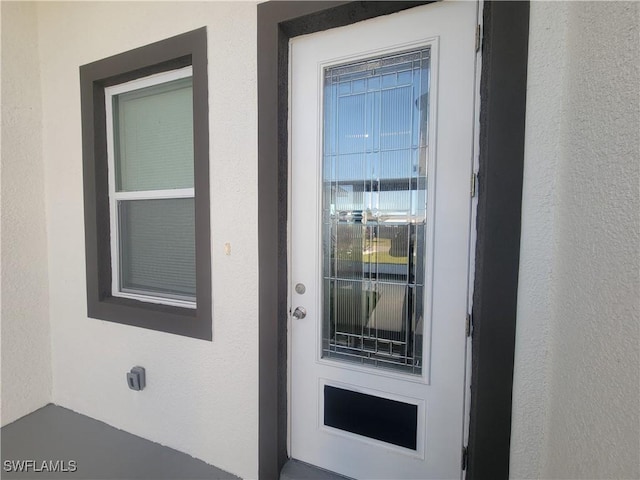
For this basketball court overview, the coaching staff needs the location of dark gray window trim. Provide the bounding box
[80,27,212,341]
[257,2,529,479]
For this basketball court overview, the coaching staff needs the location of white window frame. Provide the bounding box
[105,66,196,309]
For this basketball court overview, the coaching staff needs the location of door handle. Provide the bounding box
[292,307,307,320]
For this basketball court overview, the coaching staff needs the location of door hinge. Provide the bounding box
[466,313,472,337]
[462,446,469,470]
[475,24,482,52]
[470,172,477,198]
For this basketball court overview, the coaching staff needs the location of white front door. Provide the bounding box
[289,2,478,478]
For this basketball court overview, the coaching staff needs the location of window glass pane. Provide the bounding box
[119,198,195,300]
[113,77,193,191]
[322,48,430,375]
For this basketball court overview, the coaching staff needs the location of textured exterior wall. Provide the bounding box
[0,1,53,426]
[543,2,639,477]
[510,2,569,476]
[35,2,258,478]
[512,2,640,478]
[3,1,638,478]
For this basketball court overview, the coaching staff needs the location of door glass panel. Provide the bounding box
[322,48,429,375]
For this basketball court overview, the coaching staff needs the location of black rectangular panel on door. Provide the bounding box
[323,385,418,450]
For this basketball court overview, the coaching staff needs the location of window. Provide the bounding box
[81,28,211,340]
[106,68,196,308]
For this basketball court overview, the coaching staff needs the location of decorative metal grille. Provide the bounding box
[322,48,430,375]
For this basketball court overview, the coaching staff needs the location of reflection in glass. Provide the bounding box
[322,48,430,375]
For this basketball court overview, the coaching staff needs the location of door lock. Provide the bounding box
[292,306,307,320]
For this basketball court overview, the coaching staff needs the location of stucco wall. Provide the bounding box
[512,2,640,478]
[1,1,53,426]
[510,2,569,476]
[35,2,258,478]
[543,2,639,477]
[2,1,638,479]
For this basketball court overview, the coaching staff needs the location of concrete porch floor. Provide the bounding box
[1,405,239,479]
[280,460,351,480]
[1,405,353,480]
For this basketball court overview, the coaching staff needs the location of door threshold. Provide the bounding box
[280,459,353,480]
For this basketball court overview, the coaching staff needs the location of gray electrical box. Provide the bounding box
[127,366,146,391]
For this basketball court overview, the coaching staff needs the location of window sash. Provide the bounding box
[105,67,196,309]
[105,66,192,97]
[111,197,196,308]
[112,188,194,201]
